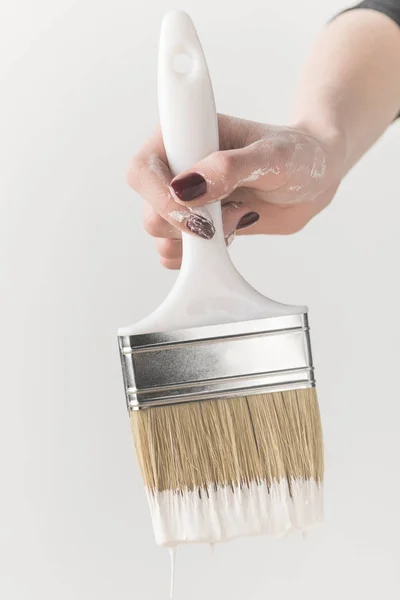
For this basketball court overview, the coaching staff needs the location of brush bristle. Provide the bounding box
[130,389,324,545]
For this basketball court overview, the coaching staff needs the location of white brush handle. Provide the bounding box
[118,11,304,337]
[158,10,227,272]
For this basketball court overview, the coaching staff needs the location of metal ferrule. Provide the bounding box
[118,314,315,410]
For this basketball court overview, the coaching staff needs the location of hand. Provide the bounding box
[127,114,346,269]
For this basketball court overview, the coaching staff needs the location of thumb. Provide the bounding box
[168,142,288,207]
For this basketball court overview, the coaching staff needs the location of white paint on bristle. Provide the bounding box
[147,479,323,546]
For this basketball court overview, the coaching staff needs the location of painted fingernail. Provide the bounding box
[236,212,260,230]
[186,214,215,240]
[171,173,207,201]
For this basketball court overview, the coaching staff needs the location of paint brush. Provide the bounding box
[118,10,324,546]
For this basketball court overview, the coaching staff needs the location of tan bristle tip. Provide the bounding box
[130,389,324,546]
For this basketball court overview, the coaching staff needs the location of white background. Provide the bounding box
[2,1,400,598]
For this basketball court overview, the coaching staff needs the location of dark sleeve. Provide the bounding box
[341,1,400,27]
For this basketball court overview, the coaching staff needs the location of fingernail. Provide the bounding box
[236,212,260,230]
[171,173,207,201]
[186,214,215,240]
[226,231,235,247]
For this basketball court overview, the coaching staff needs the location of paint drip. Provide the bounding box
[168,546,176,599]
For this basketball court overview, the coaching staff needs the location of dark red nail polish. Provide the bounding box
[237,212,260,230]
[171,173,207,201]
[186,214,215,240]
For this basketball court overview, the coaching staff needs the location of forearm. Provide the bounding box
[291,8,400,173]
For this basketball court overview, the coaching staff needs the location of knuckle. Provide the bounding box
[262,138,293,176]
[143,212,164,237]
[275,142,291,164]
[157,239,182,260]
[160,257,181,270]
[212,152,235,181]
[283,224,303,235]
[272,144,292,177]
[281,215,310,234]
